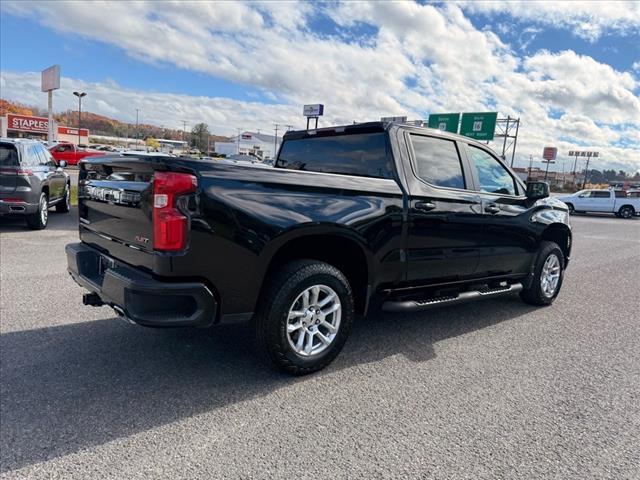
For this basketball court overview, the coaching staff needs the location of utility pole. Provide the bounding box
[273,124,279,159]
[571,153,580,187]
[582,157,591,189]
[543,159,555,181]
[528,154,533,180]
[73,91,86,146]
[135,108,140,146]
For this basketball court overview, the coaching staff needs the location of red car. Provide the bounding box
[49,143,106,166]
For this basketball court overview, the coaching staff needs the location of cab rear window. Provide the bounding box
[276,132,393,179]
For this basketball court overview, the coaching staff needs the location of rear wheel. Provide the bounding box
[618,205,634,219]
[520,241,564,306]
[56,183,71,213]
[26,192,48,230]
[252,260,354,375]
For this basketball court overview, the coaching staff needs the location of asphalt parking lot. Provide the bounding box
[1,210,638,479]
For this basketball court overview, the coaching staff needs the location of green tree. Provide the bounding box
[190,123,210,152]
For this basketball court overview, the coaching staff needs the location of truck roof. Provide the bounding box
[282,121,490,148]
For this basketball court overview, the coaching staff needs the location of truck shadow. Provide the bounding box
[1,296,536,473]
[0,207,78,233]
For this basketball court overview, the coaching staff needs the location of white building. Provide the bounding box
[215,131,282,160]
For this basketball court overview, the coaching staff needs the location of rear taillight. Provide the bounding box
[152,172,197,251]
[0,198,26,203]
[0,168,32,176]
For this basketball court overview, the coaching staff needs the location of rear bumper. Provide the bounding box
[66,242,217,327]
[0,199,38,215]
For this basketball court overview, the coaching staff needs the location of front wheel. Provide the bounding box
[520,241,565,306]
[252,260,354,375]
[565,203,575,215]
[26,192,48,230]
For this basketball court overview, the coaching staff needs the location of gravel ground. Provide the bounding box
[1,210,639,479]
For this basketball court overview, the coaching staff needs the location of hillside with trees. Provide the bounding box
[0,99,229,147]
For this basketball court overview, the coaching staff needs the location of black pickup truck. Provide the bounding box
[67,122,571,374]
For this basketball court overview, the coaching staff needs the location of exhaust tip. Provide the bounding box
[112,305,136,324]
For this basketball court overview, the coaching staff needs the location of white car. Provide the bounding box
[557,189,640,218]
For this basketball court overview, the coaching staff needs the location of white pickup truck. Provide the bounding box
[557,189,640,218]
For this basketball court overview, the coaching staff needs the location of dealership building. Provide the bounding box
[215,131,282,159]
[0,113,90,145]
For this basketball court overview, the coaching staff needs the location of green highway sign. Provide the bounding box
[427,113,460,134]
[459,112,498,140]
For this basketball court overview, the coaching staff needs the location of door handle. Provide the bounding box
[484,204,500,214]
[415,201,436,212]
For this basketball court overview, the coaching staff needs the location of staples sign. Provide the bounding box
[7,114,49,133]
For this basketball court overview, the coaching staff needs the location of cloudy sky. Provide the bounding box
[1,1,639,173]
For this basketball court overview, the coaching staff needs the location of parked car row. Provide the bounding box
[48,142,107,166]
[1,138,71,229]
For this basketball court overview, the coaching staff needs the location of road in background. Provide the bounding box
[1,212,639,479]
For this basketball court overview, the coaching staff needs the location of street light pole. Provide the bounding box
[135,108,140,147]
[73,91,86,146]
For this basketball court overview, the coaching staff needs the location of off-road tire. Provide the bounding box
[252,260,354,375]
[520,241,564,306]
[618,205,635,219]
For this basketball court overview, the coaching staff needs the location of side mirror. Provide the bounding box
[526,181,549,201]
[59,160,67,168]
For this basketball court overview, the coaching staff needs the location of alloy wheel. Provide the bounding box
[40,195,48,225]
[540,253,561,298]
[286,284,341,357]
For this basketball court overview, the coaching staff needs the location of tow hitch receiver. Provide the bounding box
[83,292,104,307]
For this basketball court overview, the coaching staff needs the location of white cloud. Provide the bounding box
[457,0,640,42]
[1,0,639,173]
[0,71,302,135]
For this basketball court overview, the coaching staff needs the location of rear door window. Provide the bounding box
[592,191,611,198]
[276,132,392,179]
[468,145,517,196]
[409,134,466,189]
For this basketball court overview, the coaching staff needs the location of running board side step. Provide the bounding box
[382,283,523,313]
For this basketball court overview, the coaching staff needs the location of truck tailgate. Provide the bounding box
[78,156,196,272]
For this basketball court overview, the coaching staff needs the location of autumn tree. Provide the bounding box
[145,137,161,151]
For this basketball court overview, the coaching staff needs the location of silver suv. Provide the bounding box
[0,138,71,229]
